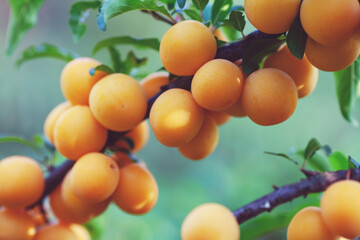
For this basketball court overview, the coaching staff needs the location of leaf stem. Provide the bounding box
[141,10,176,25]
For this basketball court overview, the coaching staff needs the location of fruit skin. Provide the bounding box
[214,29,228,42]
[114,120,150,153]
[192,59,244,111]
[244,0,301,34]
[60,57,107,105]
[113,163,158,215]
[150,89,204,147]
[0,156,44,208]
[140,72,169,99]
[50,186,91,224]
[89,73,147,132]
[287,206,338,240]
[53,106,108,160]
[321,180,360,239]
[70,153,119,203]
[263,45,318,98]
[62,171,110,220]
[69,224,91,240]
[181,203,240,240]
[223,96,247,117]
[206,110,231,125]
[160,20,217,76]
[34,224,77,240]
[305,31,360,72]
[43,101,71,144]
[300,0,360,46]
[241,68,298,126]
[0,208,36,240]
[178,115,219,160]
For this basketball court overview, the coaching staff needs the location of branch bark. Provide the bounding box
[233,169,360,224]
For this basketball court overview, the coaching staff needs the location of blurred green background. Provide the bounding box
[1,1,360,239]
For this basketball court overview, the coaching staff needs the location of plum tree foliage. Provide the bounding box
[1,0,360,239]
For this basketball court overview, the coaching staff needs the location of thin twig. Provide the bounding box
[141,10,176,25]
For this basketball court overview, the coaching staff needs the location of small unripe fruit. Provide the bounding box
[150,89,204,147]
[70,153,120,203]
[287,207,338,240]
[60,58,107,105]
[181,203,240,240]
[89,73,147,131]
[241,68,298,126]
[321,180,360,239]
[0,208,36,240]
[113,163,158,215]
[160,20,217,76]
[0,156,44,208]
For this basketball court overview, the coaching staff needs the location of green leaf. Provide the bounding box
[286,12,308,60]
[15,43,80,67]
[192,0,209,11]
[84,218,104,240]
[216,21,240,41]
[348,156,360,169]
[242,37,285,74]
[108,47,122,72]
[69,1,101,43]
[183,9,202,21]
[264,151,298,166]
[0,136,41,154]
[229,10,245,32]
[97,0,170,31]
[334,57,360,126]
[329,151,349,171]
[92,36,160,55]
[177,0,186,9]
[304,138,331,160]
[89,64,114,76]
[297,150,331,172]
[122,51,148,75]
[211,0,232,25]
[216,39,227,47]
[32,134,45,148]
[6,0,47,55]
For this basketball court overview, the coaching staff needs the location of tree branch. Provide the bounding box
[27,159,75,209]
[233,169,360,224]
